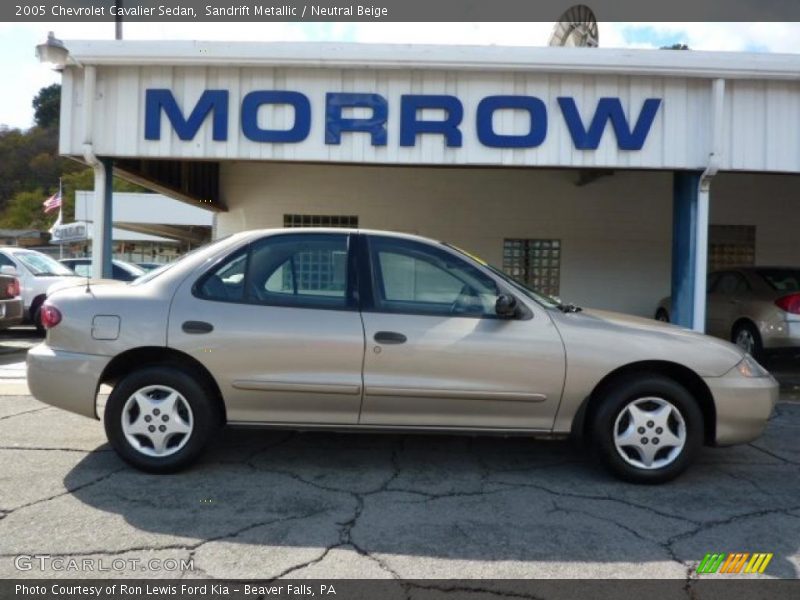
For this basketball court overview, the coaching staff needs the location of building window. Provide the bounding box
[709,225,755,271]
[284,214,359,228]
[503,239,561,297]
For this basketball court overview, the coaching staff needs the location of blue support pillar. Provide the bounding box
[101,157,114,279]
[671,171,703,328]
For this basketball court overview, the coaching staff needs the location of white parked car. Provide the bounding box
[0,247,79,330]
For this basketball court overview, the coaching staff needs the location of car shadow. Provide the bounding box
[62,411,800,577]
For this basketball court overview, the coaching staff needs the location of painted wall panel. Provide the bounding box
[61,65,800,173]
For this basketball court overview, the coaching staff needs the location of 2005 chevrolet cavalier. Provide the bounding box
[27,229,778,483]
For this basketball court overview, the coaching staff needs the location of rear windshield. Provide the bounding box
[758,269,800,292]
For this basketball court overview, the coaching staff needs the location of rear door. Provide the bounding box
[357,234,565,430]
[168,232,365,424]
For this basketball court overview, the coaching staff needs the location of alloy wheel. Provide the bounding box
[121,385,194,457]
[613,397,686,470]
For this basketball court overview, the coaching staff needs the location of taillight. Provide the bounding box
[5,278,19,298]
[40,304,62,329]
[775,293,800,315]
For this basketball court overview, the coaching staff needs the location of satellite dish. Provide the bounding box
[549,4,599,48]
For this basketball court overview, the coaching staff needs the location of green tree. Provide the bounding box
[32,84,61,129]
[0,189,50,230]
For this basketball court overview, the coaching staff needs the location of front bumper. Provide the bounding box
[27,343,111,420]
[705,369,779,446]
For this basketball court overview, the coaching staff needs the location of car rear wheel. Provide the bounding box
[732,322,763,360]
[104,366,220,473]
[593,375,703,484]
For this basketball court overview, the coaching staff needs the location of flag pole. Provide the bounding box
[58,178,63,259]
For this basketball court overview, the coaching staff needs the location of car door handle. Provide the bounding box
[374,331,407,344]
[182,320,214,334]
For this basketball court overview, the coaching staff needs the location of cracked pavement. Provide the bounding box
[0,332,798,583]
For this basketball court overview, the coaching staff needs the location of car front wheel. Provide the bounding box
[104,366,220,473]
[593,375,703,484]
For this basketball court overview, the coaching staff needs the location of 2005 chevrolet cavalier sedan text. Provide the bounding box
[26,229,778,483]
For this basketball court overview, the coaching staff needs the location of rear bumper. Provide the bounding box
[705,370,779,446]
[26,343,110,420]
[761,318,800,350]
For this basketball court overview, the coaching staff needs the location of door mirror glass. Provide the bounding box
[495,294,518,318]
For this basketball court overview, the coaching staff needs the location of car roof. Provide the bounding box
[235,227,439,245]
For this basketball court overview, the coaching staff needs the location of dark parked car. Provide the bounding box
[60,258,146,282]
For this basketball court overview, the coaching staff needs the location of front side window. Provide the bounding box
[369,236,498,317]
[197,234,351,310]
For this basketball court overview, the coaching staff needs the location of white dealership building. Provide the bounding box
[38,38,800,328]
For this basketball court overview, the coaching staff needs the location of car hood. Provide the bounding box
[550,307,746,378]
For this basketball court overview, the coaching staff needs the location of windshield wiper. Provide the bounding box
[557,302,582,313]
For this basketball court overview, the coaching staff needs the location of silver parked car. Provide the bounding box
[656,267,800,359]
[27,229,777,483]
[0,247,79,330]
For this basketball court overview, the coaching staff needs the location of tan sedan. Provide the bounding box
[27,230,777,483]
[656,267,800,359]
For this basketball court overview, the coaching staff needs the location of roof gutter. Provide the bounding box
[58,40,800,81]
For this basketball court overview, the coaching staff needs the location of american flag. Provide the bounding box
[43,190,62,213]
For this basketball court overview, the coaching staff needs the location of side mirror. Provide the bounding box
[0,265,17,276]
[495,294,518,319]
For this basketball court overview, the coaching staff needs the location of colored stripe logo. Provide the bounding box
[697,552,773,574]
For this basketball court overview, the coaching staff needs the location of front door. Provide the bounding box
[358,235,566,430]
[168,232,365,424]
[707,271,749,339]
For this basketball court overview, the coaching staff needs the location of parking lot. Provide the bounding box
[0,327,799,580]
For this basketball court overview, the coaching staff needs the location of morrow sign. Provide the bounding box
[144,90,662,151]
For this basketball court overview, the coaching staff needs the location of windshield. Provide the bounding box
[15,251,76,277]
[444,243,560,308]
[758,268,800,292]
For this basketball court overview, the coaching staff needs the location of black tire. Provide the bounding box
[31,299,45,335]
[593,374,703,484]
[731,321,764,361]
[104,366,220,473]
[655,309,670,323]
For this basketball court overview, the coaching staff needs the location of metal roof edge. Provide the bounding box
[58,40,800,81]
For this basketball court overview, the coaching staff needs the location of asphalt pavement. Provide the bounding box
[0,328,798,580]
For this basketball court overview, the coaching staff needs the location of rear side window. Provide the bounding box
[195,234,352,310]
[758,269,800,292]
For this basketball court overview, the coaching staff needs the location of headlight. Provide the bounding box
[735,354,770,378]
